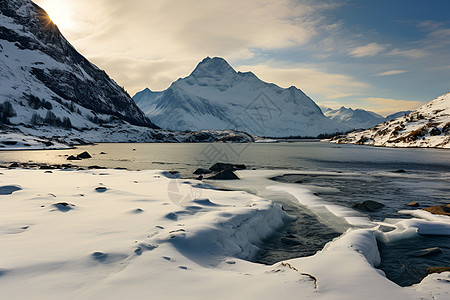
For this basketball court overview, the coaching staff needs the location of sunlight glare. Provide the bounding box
[38,0,74,30]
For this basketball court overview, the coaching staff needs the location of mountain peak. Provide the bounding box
[190,57,236,77]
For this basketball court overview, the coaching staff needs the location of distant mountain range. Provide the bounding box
[133,57,349,137]
[0,0,252,144]
[134,57,417,136]
[323,107,412,130]
[330,92,450,148]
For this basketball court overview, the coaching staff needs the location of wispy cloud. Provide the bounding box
[35,0,333,94]
[237,63,369,100]
[387,48,428,59]
[349,42,387,57]
[362,97,425,115]
[376,70,408,76]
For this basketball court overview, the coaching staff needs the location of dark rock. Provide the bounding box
[88,165,106,169]
[1,141,18,145]
[427,267,450,274]
[209,162,234,172]
[193,168,212,175]
[407,201,420,207]
[44,171,53,174]
[233,164,247,170]
[353,200,385,212]
[8,162,19,168]
[423,204,450,216]
[169,171,179,175]
[100,152,106,155]
[443,122,450,136]
[67,155,81,160]
[207,169,240,180]
[393,169,406,173]
[195,175,203,180]
[39,165,55,170]
[429,127,441,136]
[209,162,246,172]
[77,151,92,159]
[410,247,442,257]
[295,180,303,184]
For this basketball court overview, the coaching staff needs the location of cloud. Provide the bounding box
[87,56,200,94]
[376,70,408,76]
[387,48,428,59]
[428,28,450,42]
[237,63,369,100]
[416,20,446,32]
[40,0,323,58]
[361,97,425,115]
[35,0,331,94]
[349,43,387,57]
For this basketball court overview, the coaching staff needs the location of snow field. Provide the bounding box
[0,168,448,299]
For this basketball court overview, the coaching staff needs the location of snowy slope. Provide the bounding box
[386,110,412,121]
[330,92,450,148]
[324,106,387,129]
[0,0,156,129]
[132,88,163,115]
[0,129,69,150]
[134,57,349,137]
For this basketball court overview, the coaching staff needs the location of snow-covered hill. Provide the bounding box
[134,57,348,137]
[330,92,450,148]
[0,0,253,145]
[324,106,386,129]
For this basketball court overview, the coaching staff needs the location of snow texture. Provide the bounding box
[0,168,448,299]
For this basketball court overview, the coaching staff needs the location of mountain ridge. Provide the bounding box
[330,92,450,148]
[324,106,387,130]
[134,57,349,137]
[0,0,155,128]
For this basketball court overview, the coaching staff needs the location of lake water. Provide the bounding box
[1,142,449,286]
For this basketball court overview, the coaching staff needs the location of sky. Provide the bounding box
[34,0,450,116]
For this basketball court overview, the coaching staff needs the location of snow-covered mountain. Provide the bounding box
[0,0,253,145]
[134,57,348,137]
[386,111,412,121]
[0,0,157,129]
[324,106,386,129]
[132,88,164,117]
[330,92,450,148]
